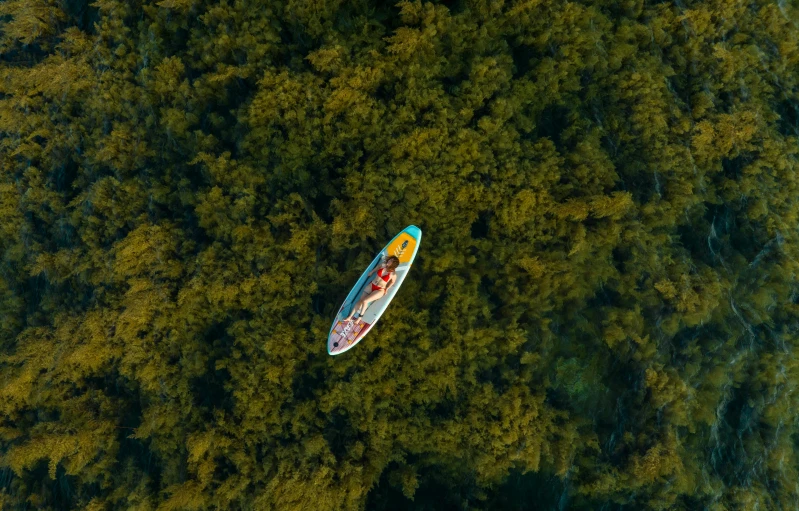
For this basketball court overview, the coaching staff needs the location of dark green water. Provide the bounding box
[0,0,798,509]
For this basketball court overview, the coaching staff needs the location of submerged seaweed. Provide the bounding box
[0,0,798,509]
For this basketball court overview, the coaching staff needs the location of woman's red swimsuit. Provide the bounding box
[371,268,391,291]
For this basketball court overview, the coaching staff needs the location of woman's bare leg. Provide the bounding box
[343,287,373,321]
[354,289,385,320]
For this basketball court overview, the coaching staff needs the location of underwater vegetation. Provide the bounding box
[1,0,798,509]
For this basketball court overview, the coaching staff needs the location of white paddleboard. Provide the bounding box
[327,225,422,355]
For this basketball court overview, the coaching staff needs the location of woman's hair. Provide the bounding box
[385,256,400,271]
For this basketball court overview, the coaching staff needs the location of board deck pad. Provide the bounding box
[327,226,422,355]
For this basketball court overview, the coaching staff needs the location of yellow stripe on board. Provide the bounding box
[386,233,417,264]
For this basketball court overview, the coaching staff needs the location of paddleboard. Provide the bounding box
[327,225,422,355]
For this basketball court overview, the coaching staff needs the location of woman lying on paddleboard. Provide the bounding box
[342,256,400,326]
